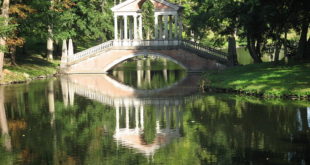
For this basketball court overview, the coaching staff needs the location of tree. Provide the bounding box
[190,0,239,65]
[141,0,154,39]
[46,0,54,61]
[6,3,35,65]
[0,0,10,77]
[295,0,310,59]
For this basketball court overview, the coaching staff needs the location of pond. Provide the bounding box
[0,57,309,165]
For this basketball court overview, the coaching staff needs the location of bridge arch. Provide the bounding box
[103,52,187,72]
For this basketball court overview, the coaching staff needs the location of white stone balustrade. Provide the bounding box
[64,39,229,66]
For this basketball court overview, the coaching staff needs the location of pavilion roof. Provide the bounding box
[111,0,182,12]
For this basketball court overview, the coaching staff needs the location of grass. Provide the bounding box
[1,54,59,85]
[203,61,310,98]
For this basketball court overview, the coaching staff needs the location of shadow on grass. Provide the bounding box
[15,55,56,67]
[205,61,310,96]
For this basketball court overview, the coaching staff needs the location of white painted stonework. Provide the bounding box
[111,0,183,40]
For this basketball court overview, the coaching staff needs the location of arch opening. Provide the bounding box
[104,52,187,72]
[107,53,187,90]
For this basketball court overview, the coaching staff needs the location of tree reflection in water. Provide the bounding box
[0,58,309,164]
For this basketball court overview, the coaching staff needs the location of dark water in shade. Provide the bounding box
[0,58,310,165]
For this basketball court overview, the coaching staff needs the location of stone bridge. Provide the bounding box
[60,0,230,73]
[61,40,229,74]
[61,0,230,73]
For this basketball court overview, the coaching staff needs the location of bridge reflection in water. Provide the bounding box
[60,73,200,157]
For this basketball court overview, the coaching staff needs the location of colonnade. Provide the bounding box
[114,14,143,40]
[154,13,181,40]
[114,13,181,40]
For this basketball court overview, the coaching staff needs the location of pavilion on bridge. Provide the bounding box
[111,0,183,41]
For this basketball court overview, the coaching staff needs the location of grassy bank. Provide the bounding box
[1,55,59,85]
[203,62,310,99]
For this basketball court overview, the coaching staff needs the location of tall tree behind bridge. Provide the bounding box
[190,0,239,65]
[141,0,154,39]
[46,0,54,61]
[0,0,10,78]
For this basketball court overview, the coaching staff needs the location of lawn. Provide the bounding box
[203,62,310,97]
[1,55,59,84]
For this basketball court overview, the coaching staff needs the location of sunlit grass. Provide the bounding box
[1,55,59,84]
[204,62,310,97]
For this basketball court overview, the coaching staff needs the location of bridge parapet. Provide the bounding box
[180,40,229,64]
[66,39,230,65]
[69,40,114,62]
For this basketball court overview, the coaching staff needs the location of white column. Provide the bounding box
[114,15,118,40]
[60,40,68,68]
[159,16,163,39]
[179,15,183,39]
[139,15,143,39]
[174,15,178,39]
[68,38,74,57]
[154,14,158,39]
[134,15,138,39]
[169,15,173,39]
[164,15,168,40]
[124,15,128,39]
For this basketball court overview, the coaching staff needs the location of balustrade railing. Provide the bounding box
[113,39,180,47]
[180,40,229,63]
[68,40,114,62]
[67,39,229,64]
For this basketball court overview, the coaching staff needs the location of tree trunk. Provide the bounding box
[296,20,309,59]
[9,46,17,65]
[0,39,4,78]
[147,30,150,40]
[274,41,281,62]
[0,0,10,78]
[305,37,310,59]
[284,30,288,63]
[47,0,54,61]
[47,25,54,61]
[228,32,238,65]
[247,35,262,63]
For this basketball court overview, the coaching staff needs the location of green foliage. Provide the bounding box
[0,17,16,38]
[0,17,17,52]
[141,0,154,39]
[189,0,310,61]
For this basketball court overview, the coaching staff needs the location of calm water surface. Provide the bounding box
[0,58,309,165]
